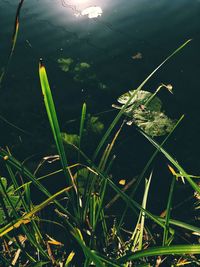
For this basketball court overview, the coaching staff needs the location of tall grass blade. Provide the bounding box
[39,59,76,190]
[138,174,152,251]
[162,175,176,246]
[0,0,25,87]
[79,103,86,156]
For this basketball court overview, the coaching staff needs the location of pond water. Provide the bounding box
[0,0,200,194]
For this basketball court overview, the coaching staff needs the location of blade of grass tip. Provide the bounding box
[77,103,86,216]
[39,59,77,191]
[162,174,176,246]
[138,173,152,251]
[93,39,192,161]
[139,130,200,195]
[9,0,24,59]
[118,244,200,263]
[0,0,25,87]
[79,103,86,159]
[118,115,184,228]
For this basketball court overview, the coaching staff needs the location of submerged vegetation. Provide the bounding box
[0,1,200,266]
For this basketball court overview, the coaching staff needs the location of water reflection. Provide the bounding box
[81,6,103,18]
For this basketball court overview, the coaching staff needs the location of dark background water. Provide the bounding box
[0,0,200,215]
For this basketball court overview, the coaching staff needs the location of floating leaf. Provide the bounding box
[113,89,175,137]
[117,90,162,111]
[74,62,91,71]
[57,58,74,72]
[73,62,96,83]
[61,133,80,146]
[87,115,104,135]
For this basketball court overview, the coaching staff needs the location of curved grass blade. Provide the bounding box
[93,40,192,160]
[10,0,24,59]
[39,60,76,190]
[140,130,200,195]
[0,0,25,87]
[118,244,200,263]
[138,174,152,251]
[0,186,72,237]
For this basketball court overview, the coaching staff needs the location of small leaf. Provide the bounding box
[65,251,75,266]
[57,58,74,72]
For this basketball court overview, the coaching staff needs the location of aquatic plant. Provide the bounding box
[58,57,109,91]
[112,87,175,137]
[57,58,74,72]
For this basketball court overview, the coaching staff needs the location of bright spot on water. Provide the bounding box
[81,6,103,18]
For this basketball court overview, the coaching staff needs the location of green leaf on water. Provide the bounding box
[87,115,104,135]
[61,133,80,146]
[74,62,91,71]
[113,89,175,137]
[118,90,162,112]
[73,62,96,83]
[57,58,74,72]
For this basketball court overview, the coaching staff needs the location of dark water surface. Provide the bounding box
[0,0,200,205]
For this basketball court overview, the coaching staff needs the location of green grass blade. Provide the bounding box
[39,60,74,188]
[79,103,86,155]
[93,40,191,160]
[140,130,200,195]
[158,217,200,234]
[0,0,25,87]
[162,176,176,246]
[118,244,200,263]
[138,174,152,250]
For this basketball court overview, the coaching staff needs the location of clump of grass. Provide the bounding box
[0,12,200,265]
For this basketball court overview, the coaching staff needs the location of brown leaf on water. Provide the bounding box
[132,52,143,60]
